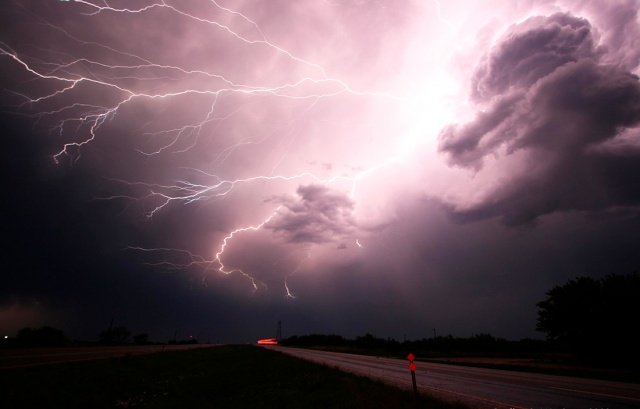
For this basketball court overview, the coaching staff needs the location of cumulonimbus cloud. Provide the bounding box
[438,10,640,225]
[265,184,356,244]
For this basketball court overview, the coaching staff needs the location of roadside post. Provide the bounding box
[407,353,418,396]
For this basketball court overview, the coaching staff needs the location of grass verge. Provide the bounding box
[0,345,465,409]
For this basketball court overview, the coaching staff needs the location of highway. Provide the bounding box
[273,346,640,409]
[0,344,212,369]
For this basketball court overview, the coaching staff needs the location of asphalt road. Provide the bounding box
[0,344,212,369]
[273,347,640,409]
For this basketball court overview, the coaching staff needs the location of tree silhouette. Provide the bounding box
[133,333,149,345]
[537,272,640,366]
[99,326,131,344]
[536,277,601,343]
[16,326,69,346]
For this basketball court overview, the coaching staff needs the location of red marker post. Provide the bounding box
[407,353,418,396]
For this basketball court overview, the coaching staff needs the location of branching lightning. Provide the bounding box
[1,0,428,297]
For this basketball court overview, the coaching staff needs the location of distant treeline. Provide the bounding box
[280,333,553,357]
[2,325,196,347]
[281,273,640,370]
[4,326,70,347]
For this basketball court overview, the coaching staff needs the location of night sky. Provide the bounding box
[1,0,640,344]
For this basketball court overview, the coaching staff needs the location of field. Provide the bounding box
[0,345,464,409]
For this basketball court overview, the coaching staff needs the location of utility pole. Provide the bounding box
[433,328,437,338]
[276,320,282,342]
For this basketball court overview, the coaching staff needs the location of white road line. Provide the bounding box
[548,386,640,402]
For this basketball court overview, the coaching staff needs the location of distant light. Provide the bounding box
[3,336,7,339]
[257,338,278,345]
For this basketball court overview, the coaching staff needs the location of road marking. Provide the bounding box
[549,386,640,402]
[417,384,528,409]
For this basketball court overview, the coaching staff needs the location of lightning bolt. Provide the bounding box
[1,0,426,296]
[2,0,399,164]
[283,252,311,299]
[433,0,454,30]
[213,209,282,291]
[126,209,281,291]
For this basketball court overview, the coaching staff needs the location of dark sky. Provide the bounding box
[1,0,640,344]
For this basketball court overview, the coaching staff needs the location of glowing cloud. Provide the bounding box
[438,9,640,225]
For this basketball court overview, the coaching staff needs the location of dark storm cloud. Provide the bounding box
[438,11,640,225]
[472,13,599,101]
[265,184,356,244]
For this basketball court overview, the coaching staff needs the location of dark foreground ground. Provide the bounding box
[0,345,465,409]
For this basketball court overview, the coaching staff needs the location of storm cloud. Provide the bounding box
[438,11,640,225]
[266,184,356,244]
